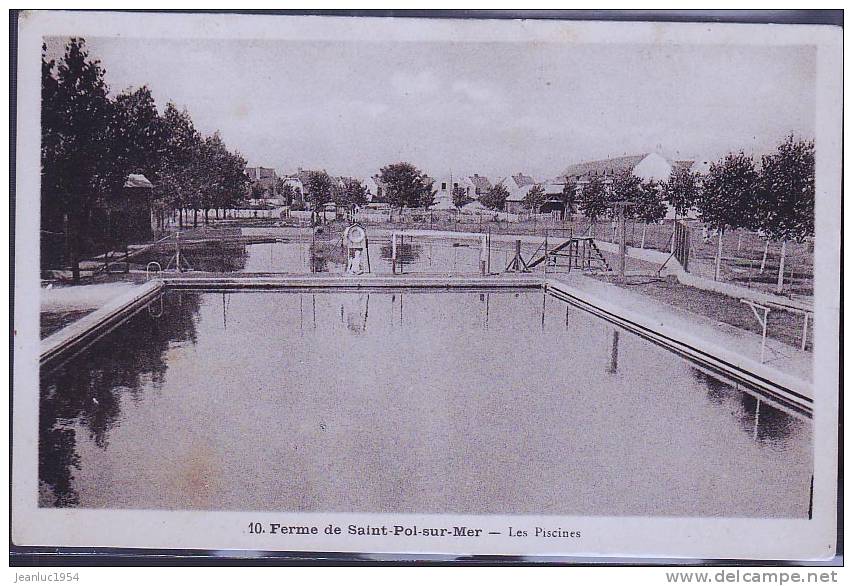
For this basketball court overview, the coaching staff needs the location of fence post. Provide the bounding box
[176,231,182,273]
[714,228,724,281]
[392,232,397,274]
[776,239,788,294]
[487,227,491,274]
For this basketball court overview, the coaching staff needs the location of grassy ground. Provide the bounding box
[589,274,812,351]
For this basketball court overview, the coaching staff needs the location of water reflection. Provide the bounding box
[39,291,202,507]
[38,290,812,516]
[340,294,370,335]
[378,240,422,272]
[607,329,620,374]
[691,369,806,443]
[136,242,249,272]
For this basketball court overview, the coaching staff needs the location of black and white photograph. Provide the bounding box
[10,10,842,564]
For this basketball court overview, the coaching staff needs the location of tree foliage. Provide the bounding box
[480,183,509,211]
[755,134,815,242]
[523,184,546,213]
[277,180,298,207]
[338,177,369,208]
[663,167,700,218]
[578,175,608,222]
[378,162,436,210]
[633,180,668,224]
[697,152,760,232]
[561,179,578,216]
[452,185,471,210]
[41,37,252,274]
[303,170,336,210]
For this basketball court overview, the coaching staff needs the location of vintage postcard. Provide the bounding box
[11,11,842,562]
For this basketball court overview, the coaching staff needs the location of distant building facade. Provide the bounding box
[245,166,278,195]
[558,153,693,185]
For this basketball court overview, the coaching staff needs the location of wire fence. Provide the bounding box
[41,211,814,299]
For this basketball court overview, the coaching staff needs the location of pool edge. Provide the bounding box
[546,277,813,418]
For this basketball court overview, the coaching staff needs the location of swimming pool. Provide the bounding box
[39,288,812,517]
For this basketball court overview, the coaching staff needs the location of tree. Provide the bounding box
[609,170,643,203]
[111,86,166,175]
[633,180,668,248]
[523,184,546,214]
[480,183,509,211]
[198,132,248,223]
[452,185,471,210]
[578,175,608,237]
[153,103,205,229]
[303,170,335,211]
[279,182,298,207]
[250,183,266,200]
[561,179,578,220]
[378,162,436,212]
[41,38,140,280]
[338,177,369,208]
[663,167,700,219]
[755,134,815,292]
[697,152,760,280]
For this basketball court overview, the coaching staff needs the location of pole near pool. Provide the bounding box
[176,231,182,273]
[487,226,491,274]
[480,234,487,275]
[391,232,397,274]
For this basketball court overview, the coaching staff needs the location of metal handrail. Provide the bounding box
[146,261,162,280]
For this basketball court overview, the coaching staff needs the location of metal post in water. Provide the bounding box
[480,234,487,275]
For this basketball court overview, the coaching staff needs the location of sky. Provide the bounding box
[45,35,816,181]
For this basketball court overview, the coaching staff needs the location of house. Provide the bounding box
[431,174,475,210]
[559,153,705,220]
[468,173,492,197]
[497,173,547,214]
[509,172,536,188]
[360,175,386,203]
[504,183,536,215]
[281,174,305,203]
[245,166,278,194]
[558,153,693,185]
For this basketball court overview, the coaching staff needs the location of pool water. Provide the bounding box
[39,289,812,516]
[240,237,512,275]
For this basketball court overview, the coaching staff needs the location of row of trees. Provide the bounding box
[688,135,814,288]
[300,171,372,210]
[296,163,435,214]
[41,38,250,278]
[573,134,814,289]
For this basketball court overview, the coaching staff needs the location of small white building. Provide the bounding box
[431,174,476,210]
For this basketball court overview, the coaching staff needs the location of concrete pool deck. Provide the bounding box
[547,273,813,417]
[40,279,164,367]
[160,273,544,290]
